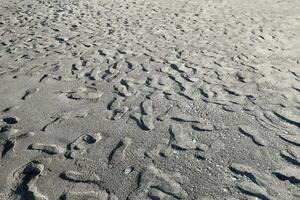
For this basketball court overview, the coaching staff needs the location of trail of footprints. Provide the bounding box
[0,132,110,199]
[230,162,300,200]
[8,131,192,199]
[229,110,300,199]
[1,0,300,199]
[2,104,300,199]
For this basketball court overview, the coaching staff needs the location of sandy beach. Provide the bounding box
[0,0,300,199]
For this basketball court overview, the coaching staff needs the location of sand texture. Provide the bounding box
[0,0,300,199]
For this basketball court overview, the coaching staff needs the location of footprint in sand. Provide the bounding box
[130,99,155,131]
[238,125,267,146]
[2,116,19,125]
[114,78,139,97]
[169,123,197,150]
[28,143,64,155]
[106,97,129,120]
[273,110,300,129]
[280,146,300,165]
[230,163,295,199]
[21,88,39,100]
[108,137,132,166]
[7,161,48,200]
[65,87,103,101]
[128,165,188,199]
[279,134,300,146]
[1,116,35,158]
[88,66,102,81]
[65,132,102,159]
[60,170,101,185]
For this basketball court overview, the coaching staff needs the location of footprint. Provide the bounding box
[170,113,200,123]
[273,110,300,128]
[156,107,172,122]
[108,138,132,166]
[1,139,15,158]
[88,67,101,80]
[230,163,268,186]
[239,126,267,146]
[1,105,20,113]
[60,170,101,185]
[9,161,48,200]
[191,118,214,132]
[22,88,39,100]
[41,112,71,132]
[128,165,188,199]
[236,181,271,200]
[144,138,170,158]
[230,164,273,200]
[222,104,240,112]
[65,133,102,159]
[28,143,64,155]
[107,97,129,120]
[280,147,300,165]
[107,97,122,111]
[2,116,19,125]
[140,100,155,130]
[273,166,300,184]
[279,134,300,146]
[169,123,196,150]
[170,114,214,132]
[108,107,129,121]
[1,129,35,158]
[199,85,215,100]
[65,87,103,101]
[114,78,138,97]
[73,109,89,118]
[230,163,294,199]
[39,74,50,83]
[102,68,121,83]
[130,100,154,131]
[146,75,172,91]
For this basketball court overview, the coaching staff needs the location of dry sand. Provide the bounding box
[0,0,300,199]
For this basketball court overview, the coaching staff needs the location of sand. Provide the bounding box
[0,0,300,199]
